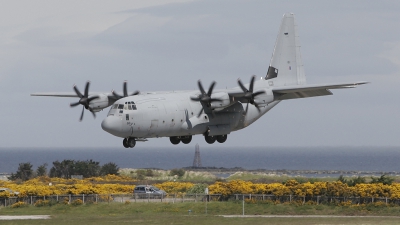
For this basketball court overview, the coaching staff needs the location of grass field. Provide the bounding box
[1,201,400,224]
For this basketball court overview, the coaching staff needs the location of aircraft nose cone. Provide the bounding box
[101,116,123,137]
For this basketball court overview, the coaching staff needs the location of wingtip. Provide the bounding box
[355,81,370,85]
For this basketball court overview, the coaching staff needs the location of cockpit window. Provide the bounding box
[118,104,124,109]
[113,104,118,109]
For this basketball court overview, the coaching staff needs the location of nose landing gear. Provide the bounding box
[123,137,136,148]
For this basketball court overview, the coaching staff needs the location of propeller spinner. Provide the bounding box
[70,81,99,121]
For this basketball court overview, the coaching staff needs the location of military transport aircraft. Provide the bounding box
[31,13,367,148]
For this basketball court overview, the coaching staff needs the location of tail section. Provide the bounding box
[266,13,306,86]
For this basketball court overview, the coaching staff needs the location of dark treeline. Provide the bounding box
[9,160,119,181]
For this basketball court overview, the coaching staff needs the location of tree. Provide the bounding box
[74,160,100,178]
[36,163,48,177]
[370,174,394,185]
[348,176,366,186]
[169,168,185,178]
[49,159,102,178]
[49,160,75,178]
[9,162,34,181]
[100,162,119,176]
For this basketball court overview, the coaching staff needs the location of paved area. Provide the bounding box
[0,215,51,220]
[220,215,400,218]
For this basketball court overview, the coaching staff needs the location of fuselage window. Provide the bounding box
[126,114,129,120]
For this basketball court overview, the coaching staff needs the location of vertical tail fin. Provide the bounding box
[266,13,306,86]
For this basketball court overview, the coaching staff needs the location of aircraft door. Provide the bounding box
[142,103,159,137]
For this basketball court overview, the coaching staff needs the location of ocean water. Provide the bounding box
[0,146,399,174]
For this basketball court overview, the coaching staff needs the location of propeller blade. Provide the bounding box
[245,102,249,115]
[79,106,85,121]
[70,102,81,107]
[252,90,266,97]
[84,81,90,98]
[113,81,140,99]
[197,80,206,95]
[209,98,222,102]
[73,85,83,98]
[131,90,139,96]
[91,110,96,118]
[190,96,201,101]
[112,90,123,99]
[237,79,248,93]
[254,102,261,113]
[207,81,216,97]
[123,81,128,97]
[197,107,204,118]
[249,75,255,93]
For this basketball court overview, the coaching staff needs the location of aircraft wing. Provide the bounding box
[271,81,368,100]
[30,92,108,98]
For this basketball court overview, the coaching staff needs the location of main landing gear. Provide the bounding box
[204,134,227,144]
[123,137,136,148]
[169,136,192,145]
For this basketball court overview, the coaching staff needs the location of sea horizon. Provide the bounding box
[1,146,399,174]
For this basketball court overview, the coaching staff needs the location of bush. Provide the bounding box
[71,199,83,206]
[170,169,185,178]
[11,201,27,208]
[187,183,208,194]
[34,199,53,207]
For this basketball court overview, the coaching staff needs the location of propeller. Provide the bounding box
[112,81,139,99]
[190,80,221,117]
[237,75,266,115]
[70,81,99,121]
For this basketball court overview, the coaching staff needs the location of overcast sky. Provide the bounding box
[0,0,399,149]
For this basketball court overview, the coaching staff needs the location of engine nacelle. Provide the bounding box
[253,89,274,105]
[210,92,232,111]
[89,94,114,112]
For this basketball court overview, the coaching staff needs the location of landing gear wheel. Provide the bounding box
[123,138,129,148]
[170,136,180,145]
[127,137,136,148]
[181,136,192,144]
[216,135,228,143]
[205,135,216,144]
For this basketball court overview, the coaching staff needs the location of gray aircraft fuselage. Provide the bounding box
[101,81,278,139]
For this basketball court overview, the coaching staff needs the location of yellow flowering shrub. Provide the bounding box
[2,175,400,200]
[154,182,194,194]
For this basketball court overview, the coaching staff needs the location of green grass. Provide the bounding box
[1,202,400,224]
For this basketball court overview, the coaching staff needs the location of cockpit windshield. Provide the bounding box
[114,102,137,111]
[108,101,137,116]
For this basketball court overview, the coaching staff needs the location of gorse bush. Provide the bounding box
[2,176,400,200]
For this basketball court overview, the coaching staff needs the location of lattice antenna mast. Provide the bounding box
[192,143,202,167]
